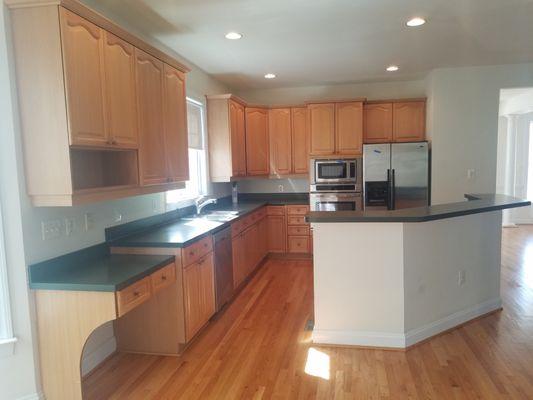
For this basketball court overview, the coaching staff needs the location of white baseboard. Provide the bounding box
[312,298,502,349]
[81,335,117,376]
[17,392,45,400]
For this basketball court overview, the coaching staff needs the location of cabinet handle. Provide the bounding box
[161,275,167,281]
[111,139,117,145]
[133,291,140,297]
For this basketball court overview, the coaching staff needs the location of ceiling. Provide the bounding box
[90,0,533,91]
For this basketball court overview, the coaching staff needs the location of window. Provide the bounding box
[166,98,208,206]
[0,201,15,356]
[527,122,533,200]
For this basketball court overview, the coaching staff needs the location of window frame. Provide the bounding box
[0,200,16,357]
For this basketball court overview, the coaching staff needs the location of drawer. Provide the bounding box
[287,205,309,215]
[288,226,310,236]
[231,219,245,237]
[267,206,285,216]
[182,235,213,266]
[288,236,310,253]
[151,262,176,294]
[116,276,152,317]
[288,215,307,226]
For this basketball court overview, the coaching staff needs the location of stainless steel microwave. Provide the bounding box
[310,158,362,185]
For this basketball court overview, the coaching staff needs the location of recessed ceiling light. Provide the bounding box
[406,17,426,27]
[386,65,399,72]
[264,73,276,79]
[225,32,242,40]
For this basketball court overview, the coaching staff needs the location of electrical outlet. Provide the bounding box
[65,217,75,236]
[278,184,284,192]
[458,270,466,286]
[113,211,122,223]
[152,199,159,213]
[41,220,62,241]
[467,169,475,180]
[84,213,95,231]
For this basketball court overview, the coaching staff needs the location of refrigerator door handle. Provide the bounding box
[386,169,392,210]
[390,169,396,210]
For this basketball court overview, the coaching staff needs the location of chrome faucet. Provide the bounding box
[195,196,218,215]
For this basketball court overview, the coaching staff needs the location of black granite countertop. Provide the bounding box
[305,194,530,223]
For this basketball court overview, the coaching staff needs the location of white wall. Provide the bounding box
[236,178,308,194]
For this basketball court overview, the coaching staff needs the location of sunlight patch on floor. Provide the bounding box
[304,347,330,380]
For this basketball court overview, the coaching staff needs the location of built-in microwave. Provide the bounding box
[310,158,362,189]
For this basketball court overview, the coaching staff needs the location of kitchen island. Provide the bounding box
[306,194,530,349]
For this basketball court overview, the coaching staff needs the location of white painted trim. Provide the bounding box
[312,329,406,348]
[404,298,502,347]
[81,335,116,377]
[0,336,17,357]
[0,202,14,343]
[16,391,45,400]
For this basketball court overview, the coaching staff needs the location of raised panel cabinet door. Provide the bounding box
[393,101,426,142]
[163,65,189,182]
[183,262,202,341]
[232,233,246,288]
[267,215,287,253]
[102,31,138,149]
[363,103,393,143]
[135,49,168,185]
[335,102,363,155]
[230,100,247,177]
[59,8,107,147]
[198,253,215,324]
[291,107,309,174]
[269,108,292,175]
[308,103,335,155]
[245,107,270,175]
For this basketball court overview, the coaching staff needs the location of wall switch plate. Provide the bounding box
[84,213,95,231]
[278,184,284,192]
[41,220,62,240]
[65,217,75,236]
[467,169,476,180]
[458,270,466,286]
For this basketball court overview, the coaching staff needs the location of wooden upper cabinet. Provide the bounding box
[230,100,247,177]
[363,103,393,143]
[269,108,292,176]
[245,107,269,175]
[393,101,426,142]
[163,65,189,182]
[291,107,309,174]
[335,101,363,155]
[309,103,335,155]
[102,31,138,149]
[59,8,107,147]
[135,49,167,186]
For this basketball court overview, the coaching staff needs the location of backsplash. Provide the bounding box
[236,178,309,194]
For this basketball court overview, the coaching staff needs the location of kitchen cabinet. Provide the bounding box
[232,230,247,288]
[269,108,292,175]
[335,102,363,155]
[363,102,393,143]
[286,205,311,254]
[245,107,270,175]
[309,103,335,155]
[291,107,309,174]
[393,101,426,142]
[267,206,287,253]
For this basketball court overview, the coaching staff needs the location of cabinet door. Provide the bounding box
[243,224,258,276]
[363,103,393,143]
[102,32,138,149]
[135,49,167,185]
[232,233,246,288]
[198,253,215,325]
[393,101,426,142]
[183,262,202,340]
[245,107,270,175]
[291,107,309,174]
[163,65,189,182]
[230,100,247,177]
[269,108,292,175]
[259,217,268,261]
[59,8,107,147]
[267,215,287,253]
[335,102,363,155]
[309,103,335,155]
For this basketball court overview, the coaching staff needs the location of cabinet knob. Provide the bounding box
[133,291,140,297]
[161,275,167,281]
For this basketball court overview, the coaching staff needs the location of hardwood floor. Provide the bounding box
[84,227,533,399]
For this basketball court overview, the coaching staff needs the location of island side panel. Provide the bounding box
[311,222,406,348]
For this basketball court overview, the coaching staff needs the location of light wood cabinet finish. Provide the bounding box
[291,107,309,174]
[182,236,213,267]
[393,101,426,142]
[363,103,393,143]
[163,65,189,182]
[309,103,335,155]
[286,205,310,215]
[231,100,247,177]
[288,236,310,253]
[245,107,270,175]
[116,276,152,317]
[267,214,287,253]
[151,263,176,294]
[269,108,292,175]
[335,102,363,155]
[232,231,247,289]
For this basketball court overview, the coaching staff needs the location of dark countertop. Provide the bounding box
[305,194,531,223]
[29,252,175,292]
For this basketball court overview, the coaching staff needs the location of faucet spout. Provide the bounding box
[196,197,218,215]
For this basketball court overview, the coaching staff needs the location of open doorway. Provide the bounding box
[497,88,533,225]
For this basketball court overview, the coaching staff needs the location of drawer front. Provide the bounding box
[288,215,307,226]
[288,226,310,236]
[182,235,213,267]
[231,219,245,237]
[151,262,176,294]
[287,205,309,215]
[116,276,152,317]
[267,206,285,216]
[288,236,310,253]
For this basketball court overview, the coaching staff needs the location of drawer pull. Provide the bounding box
[161,275,167,281]
[189,251,194,256]
[133,291,140,297]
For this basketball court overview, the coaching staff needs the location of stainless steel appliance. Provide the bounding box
[213,227,233,311]
[309,158,363,211]
[363,142,430,210]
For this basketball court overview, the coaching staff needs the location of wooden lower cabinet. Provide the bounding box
[267,214,287,253]
[232,231,247,288]
[286,205,311,254]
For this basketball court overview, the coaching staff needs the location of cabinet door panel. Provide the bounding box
[198,253,215,324]
[393,101,426,142]
[291,107,309,174]
[232,233,246,288]
[309,103,335,155]
[135,49,167,185]
[269,108,292,175]
[163,65,189,182]
[59,8,107,147]
[103,31,138,148]
[363,103,393,143]
[230,100,247,177]
[267,215,287,253]
[335,102,363,155]
[245,107,269,175]
[183,263,202,341]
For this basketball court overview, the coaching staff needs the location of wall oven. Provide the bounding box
[310,192,363,212]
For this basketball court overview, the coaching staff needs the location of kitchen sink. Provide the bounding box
[182,211,241,223]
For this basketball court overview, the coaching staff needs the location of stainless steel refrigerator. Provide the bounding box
[363,142,430,210]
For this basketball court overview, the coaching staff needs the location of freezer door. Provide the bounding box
[391,142,429,209]
[363,144,391,182]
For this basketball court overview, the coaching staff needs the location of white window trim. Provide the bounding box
[0,201,16,357]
